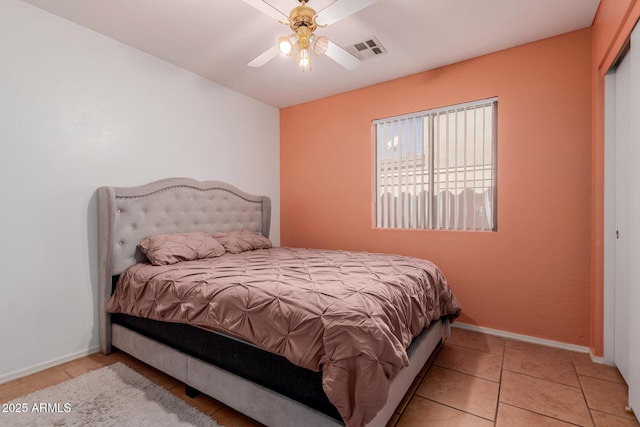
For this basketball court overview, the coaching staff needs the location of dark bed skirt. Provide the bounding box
[111,314,342,421]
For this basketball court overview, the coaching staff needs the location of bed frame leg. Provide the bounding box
[185,385,200,398]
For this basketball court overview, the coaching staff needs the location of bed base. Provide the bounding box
[110,319,447,427]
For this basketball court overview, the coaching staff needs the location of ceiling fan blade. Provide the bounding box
[241,0,290,24]
[315,0,379,26]
[248,45,280,67]
[325,40,361,70]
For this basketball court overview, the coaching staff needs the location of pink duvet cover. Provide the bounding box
[107,247,461,426]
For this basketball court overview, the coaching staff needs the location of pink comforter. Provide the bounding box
[106,247,461,426]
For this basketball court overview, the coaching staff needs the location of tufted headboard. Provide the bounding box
[97,177,271,352]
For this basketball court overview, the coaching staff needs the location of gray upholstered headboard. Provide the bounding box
[96,177,271,353]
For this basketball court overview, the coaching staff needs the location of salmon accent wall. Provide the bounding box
[590,0,640,356]
[281,30,592,347]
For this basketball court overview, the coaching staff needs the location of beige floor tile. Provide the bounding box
[396,396,493,427]
[580,375,637,420]
[449,327,506,356]
[416,366,499,421]
[499,370,592,426]
[592,409,640,426]
[435,344,502,382]
[503,346,579,387]
[572,353,625,384]
[496,403,577,426]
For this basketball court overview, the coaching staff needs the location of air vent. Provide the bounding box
[346,37,387,61]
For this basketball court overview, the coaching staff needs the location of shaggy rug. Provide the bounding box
[1,362,223,426]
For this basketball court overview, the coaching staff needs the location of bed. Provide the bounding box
[97,177,461,427]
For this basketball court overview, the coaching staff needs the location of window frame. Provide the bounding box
[373,97,498,231]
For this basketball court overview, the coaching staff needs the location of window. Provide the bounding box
[374,98,497,231]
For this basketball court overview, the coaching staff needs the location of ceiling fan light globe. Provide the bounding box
[278,36,295,56]
[312,35,329,55]
[297,47,311,72]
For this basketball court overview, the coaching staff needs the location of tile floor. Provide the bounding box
[1,327,638,426]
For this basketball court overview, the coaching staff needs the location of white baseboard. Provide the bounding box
[0,346,101,385]
[452,322,600,359]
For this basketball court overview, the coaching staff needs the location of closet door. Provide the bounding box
[627,23,640,415]
[614,42,631,384]
[613,22,640,416]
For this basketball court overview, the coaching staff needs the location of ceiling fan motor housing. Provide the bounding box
[289,1,318,33]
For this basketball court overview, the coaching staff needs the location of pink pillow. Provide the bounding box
[213,230,272,254]
[139,232,225,265]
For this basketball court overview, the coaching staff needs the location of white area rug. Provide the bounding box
[1,362,223,426]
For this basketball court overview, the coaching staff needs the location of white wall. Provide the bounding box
[0,0,280,382]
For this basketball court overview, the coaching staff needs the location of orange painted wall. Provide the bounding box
[281,29,593,346]
[590,0,640,356]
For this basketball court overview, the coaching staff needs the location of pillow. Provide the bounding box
[138,232,225,266]
[213,230,272,254]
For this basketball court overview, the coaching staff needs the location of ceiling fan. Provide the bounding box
[242,0,379,72]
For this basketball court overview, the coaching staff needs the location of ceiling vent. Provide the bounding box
[346,37,387,61]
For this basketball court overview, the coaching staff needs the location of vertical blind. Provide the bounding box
[374,97,497,231]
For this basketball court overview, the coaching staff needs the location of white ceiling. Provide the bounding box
[21,0,600,108]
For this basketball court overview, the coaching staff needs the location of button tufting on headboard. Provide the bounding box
[98,178,271,277]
